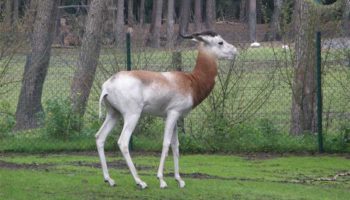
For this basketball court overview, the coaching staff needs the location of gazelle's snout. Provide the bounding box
[229,44,239,59]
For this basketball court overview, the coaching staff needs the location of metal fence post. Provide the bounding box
[316,31,324,153]
[126,28,133,151]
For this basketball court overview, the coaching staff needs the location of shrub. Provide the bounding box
[0,101,15,137]
[134,116,164,138]
[323,124,350,152]
[44,98,82,140]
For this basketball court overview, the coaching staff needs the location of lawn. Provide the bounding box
[0,153,349,200]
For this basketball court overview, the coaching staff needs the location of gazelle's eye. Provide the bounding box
[218,41,223,45]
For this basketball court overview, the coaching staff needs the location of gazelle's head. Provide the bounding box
[181,31,238,59]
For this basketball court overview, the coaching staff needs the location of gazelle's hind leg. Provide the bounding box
[117,113,147,189]
[171,126,185,188]
[95,110,118,186]
[157,111,180,188]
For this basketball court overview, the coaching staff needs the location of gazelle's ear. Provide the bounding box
[193,35,206,43]
[191,38,199,42]
[180,33,204,43]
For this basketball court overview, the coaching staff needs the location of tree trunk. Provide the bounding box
[140,0,145,26]
[248,0,257,42]
[149,0,163,48]
[194,0,202,32]
[21,0,38,34]
[15,0,59,130]
[266,0,283,41]
[13,0,19,25]
[240,0,248,22]
[342,0,350,36]
[70,0,105,118]
[290,0,319,135]
[116,0,125,46]
[5,0,12,27]
[179,0,191,35]
[205,0,215,30]
[149,0,157,34]
[256,0,263,24]
[166,0,175,48]
[127,0,134,26]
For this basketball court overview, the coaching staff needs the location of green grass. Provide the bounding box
[0,153,349,199]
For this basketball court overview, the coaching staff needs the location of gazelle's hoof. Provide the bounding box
[160,179,168,189]
[137,181,148,189]
[177,179,185,188]
[104,178,116,187]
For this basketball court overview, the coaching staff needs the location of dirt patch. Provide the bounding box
[0,160,52,170]
[0,159,154,171]
[0,151,160,158]
[240,152,350,161]
[70,160,154,171]
[241,152,283,161]
[164,171,350,185]
[165,172,264,182]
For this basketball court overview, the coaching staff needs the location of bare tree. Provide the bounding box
[116,0,125,45]
[342,0,350,36]
[128,0,134,26]
[149,0,163,48]
[166,0,175,48]
[248,0,257,43]
[13,0,19,25]
[240,0,248,22]
[256,0,263,24]
[0,21,25,96]
[290,0,319,135]
[70,0,106,118]
[266,0,283,41]
[179,0,191,35]
[15,0,59,130]
[139,0,145,26]
[105,0,117,44]
[194,0,202,32]
[205,0,215,30]
[4,0,12,27]
[149,0,157,34]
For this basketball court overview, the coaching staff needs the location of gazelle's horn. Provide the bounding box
[193,30,218,37]
[179,32,193,39]
[180,32,207,43]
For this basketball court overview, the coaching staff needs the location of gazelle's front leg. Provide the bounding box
[157,111,179,188]
[171,126,185,188]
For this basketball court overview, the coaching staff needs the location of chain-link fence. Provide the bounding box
[0,2,349,153]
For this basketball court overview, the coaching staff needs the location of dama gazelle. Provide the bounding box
[95,31,238,189]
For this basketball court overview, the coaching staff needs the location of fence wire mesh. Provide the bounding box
[0,3,349,153]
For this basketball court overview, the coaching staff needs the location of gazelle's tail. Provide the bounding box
[98,88,108,120]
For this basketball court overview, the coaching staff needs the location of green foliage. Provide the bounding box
[324,123,350,152]
[135,116,163,138]
[0,101,15,137]
[177,117,322,153]
[280,0,295,33]
[44,98,82,140]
